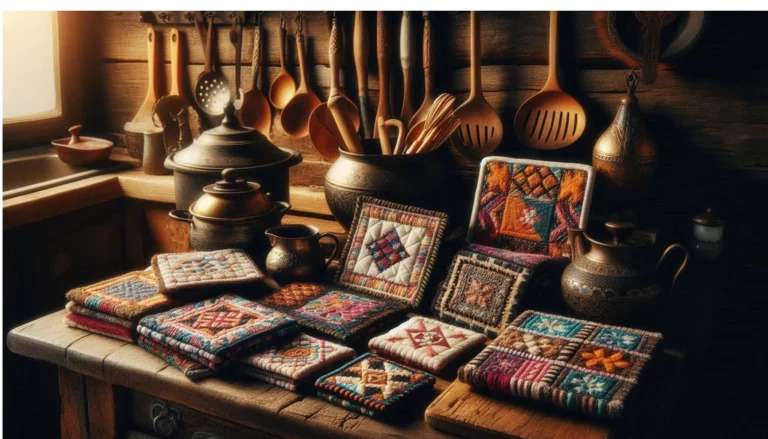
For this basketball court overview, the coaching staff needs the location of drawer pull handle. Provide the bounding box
[150,401,181,438]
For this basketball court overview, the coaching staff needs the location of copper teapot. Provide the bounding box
[561,221,688,323]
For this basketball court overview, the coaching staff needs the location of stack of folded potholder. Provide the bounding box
[64,269,173,342]
[137,294,300,381]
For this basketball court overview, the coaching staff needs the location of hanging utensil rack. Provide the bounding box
[133,11,251,26]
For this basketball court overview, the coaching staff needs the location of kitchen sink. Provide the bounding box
[3,147,131,200]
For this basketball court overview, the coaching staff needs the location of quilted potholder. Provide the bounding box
[315,353,436,418]
[151,249,264,298]
[432,248,533,337]
[66,301,133,329]
[458,310,663,419]
[64,312,134,342]
[334,197,449,308]
[467,157,594,258]
[137,294,299,368]
[368,316,486,375]
[240,333,356,391]
[138,336,213,381]
[65,269,171,320]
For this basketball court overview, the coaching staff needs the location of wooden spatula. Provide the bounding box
[513,11,586,150]
[451,11,503,160]
[634,11,679,84]
[124,27,158,134]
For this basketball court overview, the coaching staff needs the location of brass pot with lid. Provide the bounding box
[170,168,291,255]
[165,103,302,210]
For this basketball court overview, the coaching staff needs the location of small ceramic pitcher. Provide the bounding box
[265,225,340,283]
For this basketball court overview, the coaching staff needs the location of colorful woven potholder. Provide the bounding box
[66,302,132,329]
[64,312,134,342]
[151,249,264,298]
[432,248,533,337]
[315,353,436,418]
[334,197,449,308]
[137,294,299,369]
[458,310,663,419]
[368,316,487,375]
[258,282,332,312]
[65,269,171,320]
[467,157,594,258]
[239,333,356,391]
[138,335,213,381]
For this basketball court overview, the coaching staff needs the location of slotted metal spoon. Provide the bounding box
[195,13,230,115]
[514,11,586,150]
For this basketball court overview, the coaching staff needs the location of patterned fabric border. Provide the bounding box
[315,353,436,418]
[151,249,264,298]
[65,269,172,320]
[137,294,299,365]
[64,312,134,342]
[432,249,533,337]
[66,302,133,329]
[334,197,449,308]
[138,336,213,381]
[457,310,663,419]
[368,317,486,374]
[466,157,595,258]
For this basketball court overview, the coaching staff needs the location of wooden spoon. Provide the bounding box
[410,12,436,130]
[513,11,586,150]
[634,11,679,84]
[124,27,158,134]
[354,12,373,139]
[451,11,503,159]
[399,12,415,125]
[269,14,297,110]
[373,12,392,139]
[280,27,322,137]
[238,19,271,136]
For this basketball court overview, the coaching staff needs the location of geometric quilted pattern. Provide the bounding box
[368,317,486,374]
[458,310,663,419]
[151,249,264,298]
[466,157,594,257]
[138,335,213,381]
[137,294,299,369]
[315,353,436,418]
[65,269,171,320]
[335,197,449,308]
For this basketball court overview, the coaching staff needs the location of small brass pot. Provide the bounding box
[265,225,340,284]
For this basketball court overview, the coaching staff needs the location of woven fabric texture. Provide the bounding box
[65,269,171,320]
[258,282,331,312]
[334,197,449,308]
[137,294,299,366]
[315,353,436,418]
[66,302,133,329]
[240,333,355,390]
[368,317,486,374]
[467,157,594,258]
[138,336,213,381]
[64,312,134,342]
[458,310,663,419]
[151,249,264,297]
[432,249,533,337]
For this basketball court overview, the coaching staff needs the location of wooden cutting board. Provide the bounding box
[425,380,611,439]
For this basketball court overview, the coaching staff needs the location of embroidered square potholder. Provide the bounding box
[137,294,299,369]
[258,282,332,312]
[334,197,449,309]
[239,333,356,391]
[138,335,213,381]
[64,312,134,342]
[290,288,408,342]
[368,316,487,375]
[315,353,436,418]
[65,269,171,320]
[151,249,264,298]
[457,310,663,419]
[467,157,594,258]
[66,301,133,329]
[432,249,533,337]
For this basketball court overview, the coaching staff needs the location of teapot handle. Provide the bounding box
[318,233,341,269]
[657,243,689,290]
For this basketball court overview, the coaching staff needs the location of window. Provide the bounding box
[3,12,84,149]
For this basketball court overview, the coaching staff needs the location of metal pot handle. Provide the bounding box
[273,201,291,219]
[657,243,689,291]
[169,210,194,223]
[318,233,341,269]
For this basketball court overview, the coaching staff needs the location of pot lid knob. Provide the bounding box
[605,221,635,245]
[221,102,241,129]
[693,208,725,226]
[210,168,251,192]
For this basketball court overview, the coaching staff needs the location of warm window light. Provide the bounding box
[3,11,60,122]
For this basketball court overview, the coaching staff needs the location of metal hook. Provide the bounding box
[184,12,195,23]
[204,11,213,20]
[257,12,263,27]
[158,12,171,23]
[626,67,640,93]
[280,12,286,29]
[295,11,303,33]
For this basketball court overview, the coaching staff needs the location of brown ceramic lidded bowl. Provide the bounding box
[165,102,302,210]
[169,168,290,254]
[52,125,114,166]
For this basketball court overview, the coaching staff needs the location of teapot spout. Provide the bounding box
[567,228,588,259]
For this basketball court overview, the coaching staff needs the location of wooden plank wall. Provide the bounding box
[86,12,768,436]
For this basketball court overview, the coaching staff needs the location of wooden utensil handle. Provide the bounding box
[232,19,242,90]
[469,11,482,97]
[544,10,560,90]
[375,12,392,136]
[329,18,342,96]
[400,12,412,71]
[170,28,181,96]
[295,31,310,91]
[146,27,158,101]
[193,12,208,58]
[423,12,434,95]
[377,116,392,155]
[204,15,214,72]
[330,95,363,153]
[278,27,288,69]
[251,26,261,90]
[384,119,405,154]
[353,11,369,96]
[641,25,661,83]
